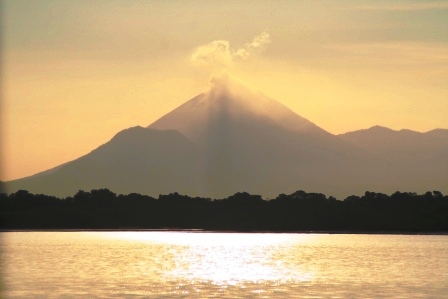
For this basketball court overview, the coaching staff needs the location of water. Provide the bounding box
[2,232,447,298]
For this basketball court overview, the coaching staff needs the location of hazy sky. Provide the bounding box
[2,0,448,181]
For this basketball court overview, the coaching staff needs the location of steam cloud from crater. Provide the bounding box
[190,31,271,73]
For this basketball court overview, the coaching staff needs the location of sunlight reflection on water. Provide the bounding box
[2,232,448,298]
[103,232,316,284]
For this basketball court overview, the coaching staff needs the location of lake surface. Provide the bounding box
[2,232,447,298]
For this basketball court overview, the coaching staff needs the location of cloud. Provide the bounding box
[191,31,271,72]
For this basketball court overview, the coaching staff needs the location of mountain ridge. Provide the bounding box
[3,78,447,198]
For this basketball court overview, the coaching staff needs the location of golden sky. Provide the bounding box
[2,0,448,181]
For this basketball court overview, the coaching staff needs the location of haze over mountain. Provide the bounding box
[3,77,448,198]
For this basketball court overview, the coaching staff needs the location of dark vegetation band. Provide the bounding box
[1,189,447,232]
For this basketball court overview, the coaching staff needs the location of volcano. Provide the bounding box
[4,77,448,198]
[150,76,373,197]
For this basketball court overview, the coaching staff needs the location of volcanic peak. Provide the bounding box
[149,75,327,142]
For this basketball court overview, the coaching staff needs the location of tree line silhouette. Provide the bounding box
[1,189,447,232]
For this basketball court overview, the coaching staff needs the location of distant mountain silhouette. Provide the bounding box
[4,76,448,198]
[5,127,201,197]
[339,126,448,194]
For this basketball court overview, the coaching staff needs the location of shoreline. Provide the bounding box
[1,228,447,235]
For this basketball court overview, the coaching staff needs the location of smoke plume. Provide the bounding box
[191,32,271,73]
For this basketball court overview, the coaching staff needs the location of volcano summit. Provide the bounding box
[4,77,448,198]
